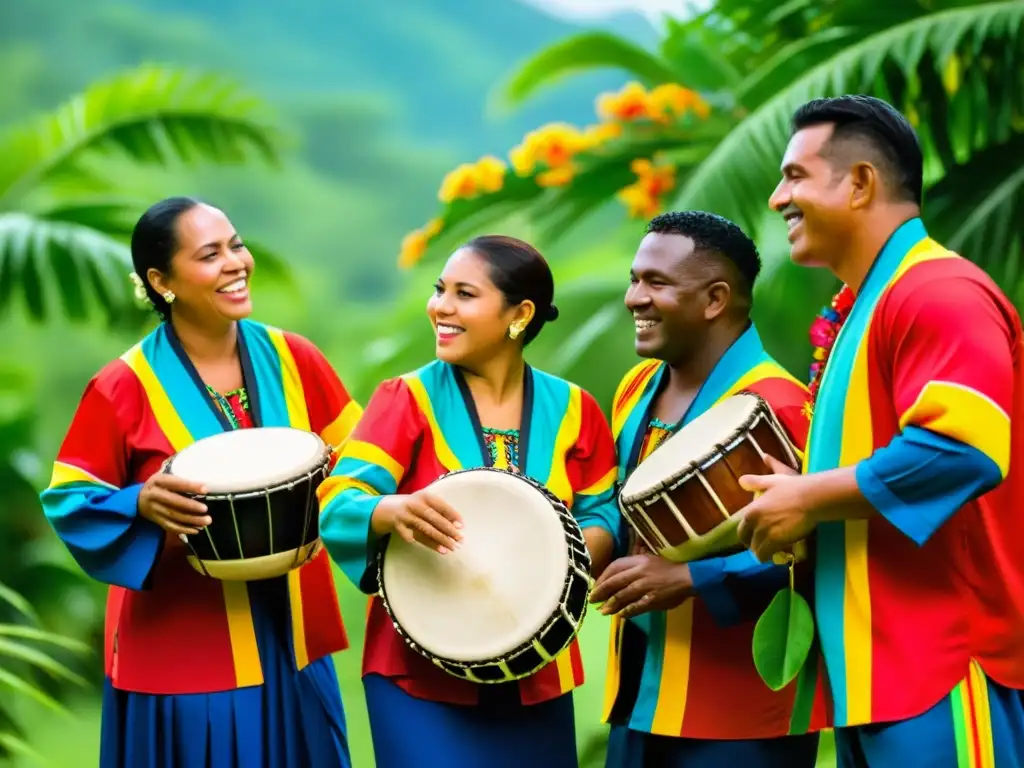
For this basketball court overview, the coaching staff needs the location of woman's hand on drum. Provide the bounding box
[589,553,693,619]
[138,474,211,535]
[371,492,463,554]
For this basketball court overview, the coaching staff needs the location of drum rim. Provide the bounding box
[619,391,770,504]
[376,466,592,677]
[163,434,332,501]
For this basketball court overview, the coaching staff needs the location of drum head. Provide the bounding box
[621,393,762,499]
[382,469,569,663]
[167,427,327,494]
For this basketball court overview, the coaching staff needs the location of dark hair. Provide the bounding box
[646,210,761,306]
[791,95,923,206]
[130,196,202,320]
[463,235,559,345]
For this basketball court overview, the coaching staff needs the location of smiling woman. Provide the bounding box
[39,197,363,768]
[318,234,621,768]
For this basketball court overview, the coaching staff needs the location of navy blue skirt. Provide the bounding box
[363,673,578,767]
[99,578,350,768]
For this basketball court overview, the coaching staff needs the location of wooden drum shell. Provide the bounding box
[619,396,798,563]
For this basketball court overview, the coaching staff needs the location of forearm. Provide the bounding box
[583,526,614,579]
[802,466,878,525]
[319,488,385,594]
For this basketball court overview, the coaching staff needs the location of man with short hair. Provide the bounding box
[738,94,1024,765]
[593,210,827,767]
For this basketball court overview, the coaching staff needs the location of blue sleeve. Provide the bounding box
[40,481,164,591]
[573,486,620,538]
[856,425,1002,546]
[689,550,788,627]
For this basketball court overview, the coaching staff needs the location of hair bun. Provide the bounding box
[546,304,559,322]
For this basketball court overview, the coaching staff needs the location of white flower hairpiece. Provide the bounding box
[128,272,151,304]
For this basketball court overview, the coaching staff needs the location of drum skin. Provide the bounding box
[620,394,799,562]
[167,428,332,581]
[377,467,593,684]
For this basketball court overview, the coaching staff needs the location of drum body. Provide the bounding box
[166,427,331,581]
[377,467,592,684]
[618,393,799,563]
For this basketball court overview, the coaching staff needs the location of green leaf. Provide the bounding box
[0,624,92,655]
[0,638,88,686]
[498,32,679,107]
[752,587,815,691]
[0,667,70,716]
[0,731,50,766]
[0,583,39,624]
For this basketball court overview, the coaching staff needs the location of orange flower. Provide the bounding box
[397,229,429,269]
[616,184,661,219]
[510,123,587,179]
[647,83,710,122]
[537,164,576,188]
[438,163,479,203]
[597,82,649,122]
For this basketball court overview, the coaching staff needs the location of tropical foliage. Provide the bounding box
[0,64,290,326]
[381,0,1024,403]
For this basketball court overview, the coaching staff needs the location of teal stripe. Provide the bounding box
[806,216,928,726]
[142,326,223,441]
[41,481,110,522]
[684,324,771,424]
[629,610,668,730]
[334,457,398,496]
[528,368,570,487]
[240,320,290,428]
[419,362,478,471]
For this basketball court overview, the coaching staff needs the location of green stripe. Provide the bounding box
[950,681,972,768]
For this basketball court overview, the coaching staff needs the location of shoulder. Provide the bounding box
[882,252,1020,335]
[612,359,661,414]
[529,367,602,412]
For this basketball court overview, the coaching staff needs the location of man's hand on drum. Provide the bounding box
[589,553,693,619]
[372,491,463,554]
[736,454,816,561]
[138,474,211,536]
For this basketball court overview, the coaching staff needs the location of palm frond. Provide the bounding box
[0,64,282,208]
[926,134,1024,298]
[498,32,678,107]
[0,211,141,323]
[673,0,1024,238]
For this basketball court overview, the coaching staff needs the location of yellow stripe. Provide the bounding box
[899,381,1010,477]
[48,461,116,491]
[343,440,404,483]
[403,375,460,472]
[222,582,262,688]
[650,598,695,735]
[555,647,575,692]
[287,569,309,670]
[611,360,660,439]
[840,327,874,725]
[318,475,378,508]
[267,328,311,432]
[579,466,616,497]
[322,400,363,449]
[545,385,583,501]
[602,617,624,720]
[893,238,957,281]
[492,435,511,470]
[121,345,192,452]
[722,361,804,400]
[969,660,996,768]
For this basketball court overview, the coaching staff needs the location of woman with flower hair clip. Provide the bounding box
[41,197,361,768]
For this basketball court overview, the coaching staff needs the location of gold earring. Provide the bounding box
[162,290,176,304]
[508,322,525,340]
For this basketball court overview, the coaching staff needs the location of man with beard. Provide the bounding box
[592,210,827,767]
[737,94,1024,766]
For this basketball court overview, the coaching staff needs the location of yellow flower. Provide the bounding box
[616,184,661,219]
[438,163,479,203]
[646,83,710,123]
[397,229,429,269]
[509,123,587,178]
[423,217,444,238]
[581,122,622,149]
[597,82,649,122]
[536,164,576,188]
[474,155,507,194]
